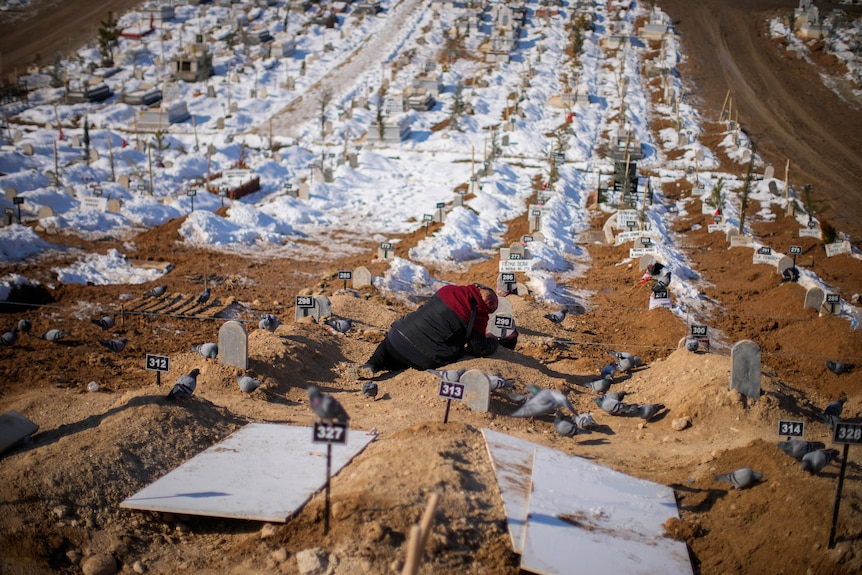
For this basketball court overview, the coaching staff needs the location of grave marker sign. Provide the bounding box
[730,340,761,401]
[353,266,372,288]
[218,321,248,370]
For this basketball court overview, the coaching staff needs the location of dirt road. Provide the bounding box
[659,0,862,241]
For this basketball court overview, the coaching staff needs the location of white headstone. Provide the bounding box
[218,320,248,370]
[352,266,372,289]
[460,370,491,413]
[730,340,761,401]
[803,287,824,311]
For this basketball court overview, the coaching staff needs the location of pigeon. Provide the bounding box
[41,329,70,342]
[801,449,840,474]
[488,374,516,391]
[554,414,578,437]
[307,385,350,423]
[636,403,665,420]
[617,355,642,374]
[573,412,598,431]
[196,287,211,305]
[98,338,127,353]
[426,368,466,383]
[822,397,847,430]
[362,381,379,399]
[167,368,200,399]
[259,314,281,332]
[607,349,638,363]
[17,319,32,333]
[237,375,262,394]
[143,285,168,298]
[685,337,700,352]
[777,440,827,460]
[543,309,567,324]
[600,363,618,380]
[511,384,575,418]
[592,395,639,416]
[91,316,115,330]
[603,390,627,402]
[577,374,612,393]
[714,467,763,489]
[826,361,855,375]
[324,318,352,334]
[1,327,18,346]
[191,342,218,360]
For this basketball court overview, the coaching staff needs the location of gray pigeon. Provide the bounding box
[685,337,700,352]
[801,449,840,474]
[361,381,379,399]
[324,318,352,334]
[554,414,578,437]
[237,375,262,394]
[826,361,854,375]
[511,384,575,418]
[167,368,200,399]
[426,368,466,383]
[544,309,567,324]
[822,397,847,430]
[259,314,281,332]
[573,412,598,431]
[603,390,627,402]
[192,342,218,360]
[592,395,639,416]
[607,349,638,362]
[41,329,70,342]
[617,355,642,374]
[308,385,350,423]
[714,467,763,489]
[636,403,665,420]
[17,319,32,333]
[99,338,127,353]
[1,327,18,346]
[777,440,826,460]
[578,374,612,393]
[196,287,211,305]
[600,363,617,380]
[488,374,515,391]
[91,316,115,330]
[143,285,168,298]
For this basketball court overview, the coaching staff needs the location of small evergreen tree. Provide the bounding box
[98,12,122,67]
[737,143,757,234]
[450,80,465,131]
[705,177,726,214]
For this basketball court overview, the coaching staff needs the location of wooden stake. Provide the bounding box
[401,493,440,575]
[719,89,730,121]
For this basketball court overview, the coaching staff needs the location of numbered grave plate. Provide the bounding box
[653,290,669,300]
[778,420,804,438]
[690,325,708,338]
[337,270,352,281]
[833,422,862,445]
[495,316,514,328]
[296,295,315,308]
[500,272,516,283]
[145,354,170,372]
[312,421,348,444]
[825,294,840,304]
[438,380,465,401]
[789,245,802,255]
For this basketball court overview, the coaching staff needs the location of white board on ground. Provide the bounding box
[519,440,691,575]
[120,423,375,522]
[483,429,536,554]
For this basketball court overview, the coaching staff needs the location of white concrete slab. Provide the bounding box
[483,429,537,553]
[121,423,375,522]
[0,410,39,454]
[521,447,692,575]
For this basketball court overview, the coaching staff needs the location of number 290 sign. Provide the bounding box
[313,421,348,444]
[438,380,464,400]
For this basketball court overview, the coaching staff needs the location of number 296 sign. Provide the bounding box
[438,380,464,400]
[313,421,348,444]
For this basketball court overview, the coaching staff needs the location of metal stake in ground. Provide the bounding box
[437,379,464,424]
[829,422,861,548]
[312,420,347,534]
[337,270,351,290]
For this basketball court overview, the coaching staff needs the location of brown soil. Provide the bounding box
[2,1,862,575]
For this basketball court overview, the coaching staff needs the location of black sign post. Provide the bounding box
[778,420,805,440]
[829,422,862,548]
[438,379,464,424]
[379,242,392,259]
[690,324,709,352]
[531,208,542,231]
[145,353,170,386]
[789,245,802,267]
[436,201,445,223]
[13,196,23,222]
[423,213,433,236]
[312,421,348,535]
[826,293,840,315]
[187,188,197,212]
[337,270,352,290]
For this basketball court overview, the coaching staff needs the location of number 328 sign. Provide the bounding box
[833,422,862,444]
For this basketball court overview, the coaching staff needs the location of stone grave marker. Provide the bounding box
[499,247,511,261]
[218,320,248,370]
[230,102,239,114]
[509,243,528,259]
[777,256,794,275]
[0,410,39,455]
[118,174,130,189]
[639,254,655,272]
[352,266,372,288]
[460,370,491,413]
[531,231,545,242]
[37,205,54,219]
[216,117,225,130]
[89,148,99,162]
[314,296,332,320]
[764,165,774,180]
[803,287,824,311]
[12,129,22,143]
[107,199,122,213]
[488,297,515,340]
[4,188,16,202]
[768,180,779,196]
[71,134,81,147]
[207,85,216,98]
[730,340,761,401]
[298,183,310,200]
[21,143,34,156]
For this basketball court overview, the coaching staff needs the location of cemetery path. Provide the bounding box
[659,0,862,241]
[262,0,427,140]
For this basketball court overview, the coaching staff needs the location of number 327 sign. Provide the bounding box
[313,421,348,444]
